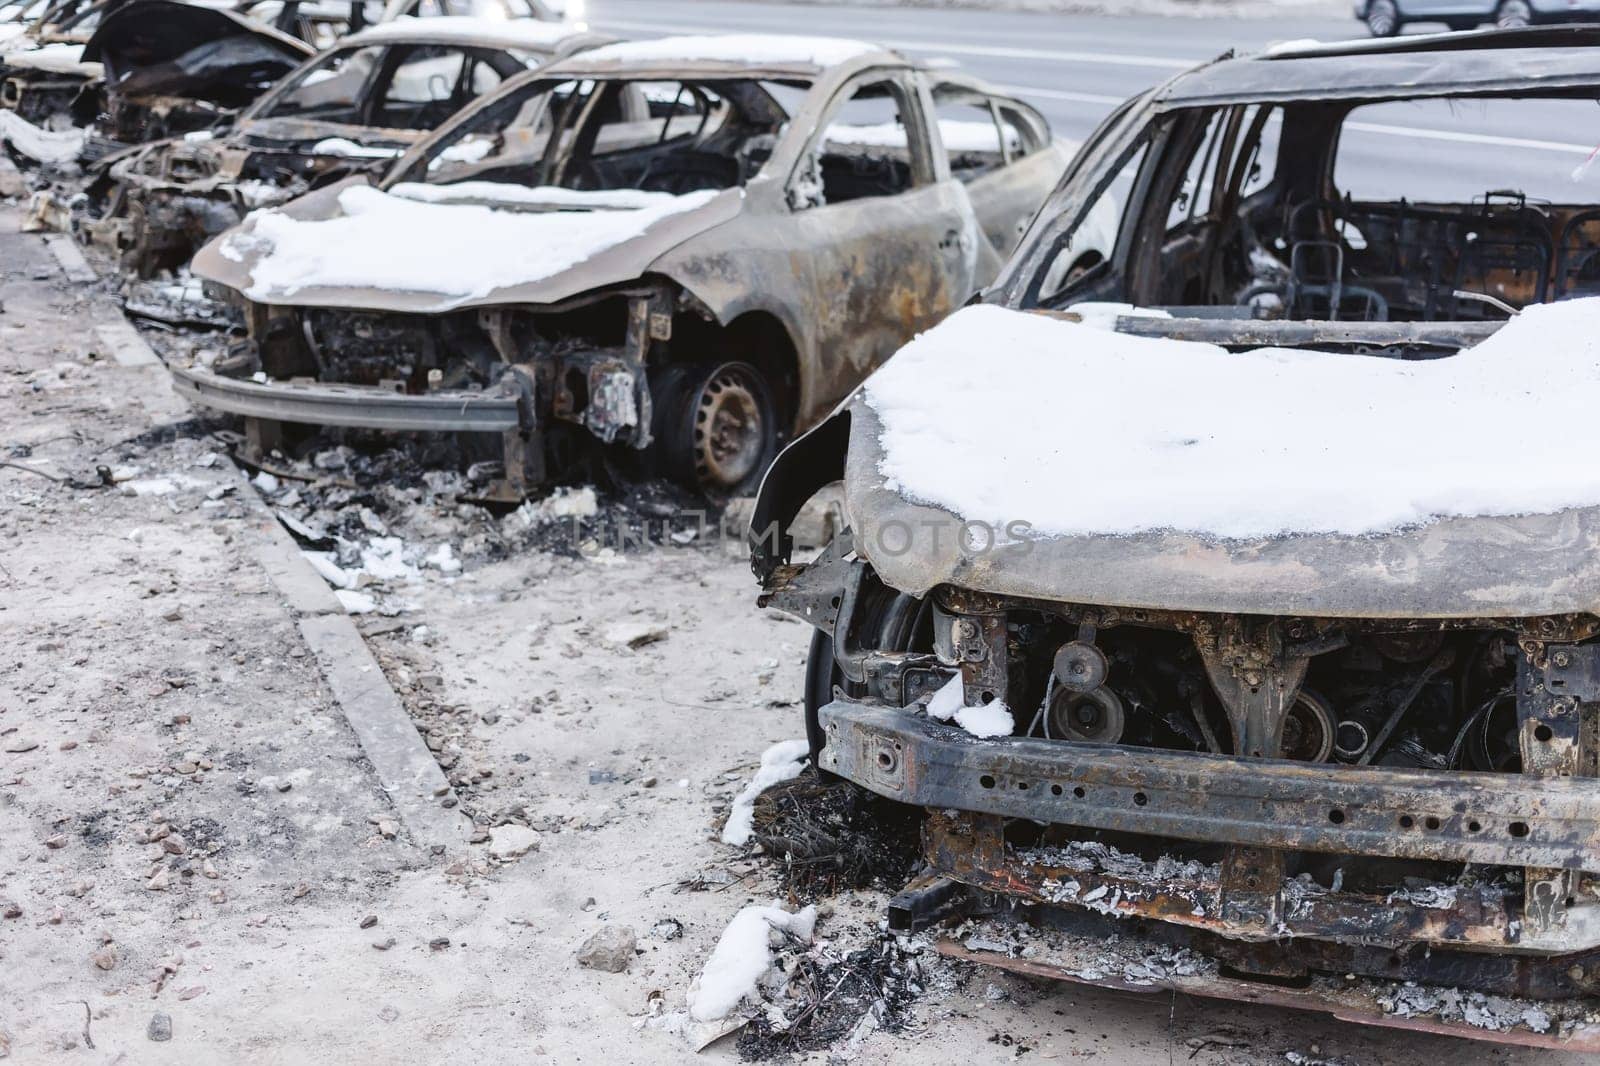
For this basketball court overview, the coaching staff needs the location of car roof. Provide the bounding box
[544,33,904,77]
[1157,25,1600,108]
[340,14,597,52]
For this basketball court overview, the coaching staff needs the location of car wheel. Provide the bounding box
[1365,0,1401,36]
[1495,0,1532,26]
[655,360,778,500]
[803,581,927,771]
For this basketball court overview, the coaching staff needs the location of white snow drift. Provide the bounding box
[687,902,818,1022]
[865,299,1600,540]
[220,184,719,301]
[926,675,1014,738]
[720,738,809,846]
[0,111,82,165]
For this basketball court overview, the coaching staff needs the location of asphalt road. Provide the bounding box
[587,0,1600,203]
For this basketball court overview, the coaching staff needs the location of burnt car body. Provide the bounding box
[0,0,107,133]
[178,35,1072,499]
[80,0,318,149]
[0,0,571,164]
[751,28,1600,1049]
[77,17,609,276]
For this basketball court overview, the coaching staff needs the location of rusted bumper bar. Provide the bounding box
[170,364,526,433]
[919,811,1600,953]
[819,700,1600,872]
[940,932,1600,1053]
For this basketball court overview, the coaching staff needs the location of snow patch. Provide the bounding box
[392,181,694,210]
[336,589,377,614]
[225,184,718,301]
[925,674,1013,738]
[719,739,808,846]
[866,299,1600,539]
[311,137,401,159]
[687,902,818,1022]
[0,110,83,165]
[4,42,99,76]
[505,485,599,528]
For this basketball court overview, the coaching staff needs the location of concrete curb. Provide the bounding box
[235,474,471,849]
[83,253,469,850]
[43,232,96,284]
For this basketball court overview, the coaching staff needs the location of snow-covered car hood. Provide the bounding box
[1,39,99,76]
[191,177,744,314]
[843,300,1600,618]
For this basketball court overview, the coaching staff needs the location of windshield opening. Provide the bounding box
[1029,91,1600,327]
[389,74,809,196]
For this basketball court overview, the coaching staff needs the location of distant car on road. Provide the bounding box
[1356,0,1600,35]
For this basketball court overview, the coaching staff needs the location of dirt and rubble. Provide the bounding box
[2,204,1592,1065]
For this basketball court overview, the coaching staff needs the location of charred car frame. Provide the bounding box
[177,35,1072,500]
[753,27,1600,1049]
[77,17,609,276]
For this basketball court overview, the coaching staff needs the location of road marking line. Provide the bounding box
[1344,120,1594,155]
[594,17,1198,69]
[991,83,1126,106]
[994,85,1596,152]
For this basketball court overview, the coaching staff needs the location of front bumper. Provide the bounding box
[170,363,527,433]
[821,699,1600,952]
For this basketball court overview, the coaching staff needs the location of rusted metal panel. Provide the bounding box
[819,699,1600,873]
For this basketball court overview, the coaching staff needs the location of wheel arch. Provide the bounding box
[664,298,805,435]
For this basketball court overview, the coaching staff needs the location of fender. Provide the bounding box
[748,402,852,582]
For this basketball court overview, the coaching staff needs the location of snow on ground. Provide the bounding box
[925,674,1014,738]
[686,902,818,1021]
[866,299,1600,539]
[576,33,878,67]
[0,110,83,165]
[719,738,809,845]
[221,184,719,300]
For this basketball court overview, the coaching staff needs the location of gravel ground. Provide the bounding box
[0,201,1581,1066]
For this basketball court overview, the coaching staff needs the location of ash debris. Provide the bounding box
[244,432,731,575]
[734,929,938,1062]
[747,769,923,897]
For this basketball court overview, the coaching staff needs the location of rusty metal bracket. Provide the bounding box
[757,530,854,636]
[1519,644,1600,938]
[820,699,1600,872]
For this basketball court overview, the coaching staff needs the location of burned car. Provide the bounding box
[79,0,318,149]
[752,28,1600,1049]
[0,0,106,139]
[177,34,1072,499]
[0,0,570,166]
[78,16,610,276]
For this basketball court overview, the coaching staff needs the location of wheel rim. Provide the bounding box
[1367,0,1397,34]
[691,366,765,490]
[1496,0,1530,26]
